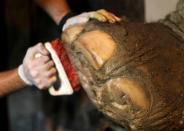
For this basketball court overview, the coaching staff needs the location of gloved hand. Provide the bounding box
[18,43,57,89]
[63,9,121,31]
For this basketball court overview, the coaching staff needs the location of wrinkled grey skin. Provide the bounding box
[161,0,184,39]
[62,1,184,130]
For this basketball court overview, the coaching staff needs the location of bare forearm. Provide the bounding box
[35,0,70,24]
[0,68,26,97]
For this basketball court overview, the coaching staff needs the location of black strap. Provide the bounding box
[58,11,76,33]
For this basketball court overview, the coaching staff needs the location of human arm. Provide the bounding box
[34,0,71,25]
[0,68,25,96]
[34,0,121,29]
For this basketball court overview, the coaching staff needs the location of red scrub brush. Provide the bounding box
[45,39,80,96]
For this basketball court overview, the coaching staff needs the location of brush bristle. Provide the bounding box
[51,39,80,91]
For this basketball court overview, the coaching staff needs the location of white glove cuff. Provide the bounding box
[62,12,92,31]
[18,64,33,85]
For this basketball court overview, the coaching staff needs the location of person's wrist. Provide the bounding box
[35,0,71,24]
[18,64,33,85]
[58,11,76,32]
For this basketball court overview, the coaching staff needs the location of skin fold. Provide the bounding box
[62,20,184,130]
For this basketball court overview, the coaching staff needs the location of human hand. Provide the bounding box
[18,43,57,89]
[63,9,121,31]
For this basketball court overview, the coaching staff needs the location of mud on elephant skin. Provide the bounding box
[61,20,184,130]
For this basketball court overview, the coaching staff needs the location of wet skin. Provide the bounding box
[62,21,184,130]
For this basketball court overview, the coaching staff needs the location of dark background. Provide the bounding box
[0,0,9,131]
[0,0,144,131]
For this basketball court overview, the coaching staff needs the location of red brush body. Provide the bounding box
[51,39,80,91]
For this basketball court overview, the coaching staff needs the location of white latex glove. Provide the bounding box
[18,43,57,89]
[62,9,121,31]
